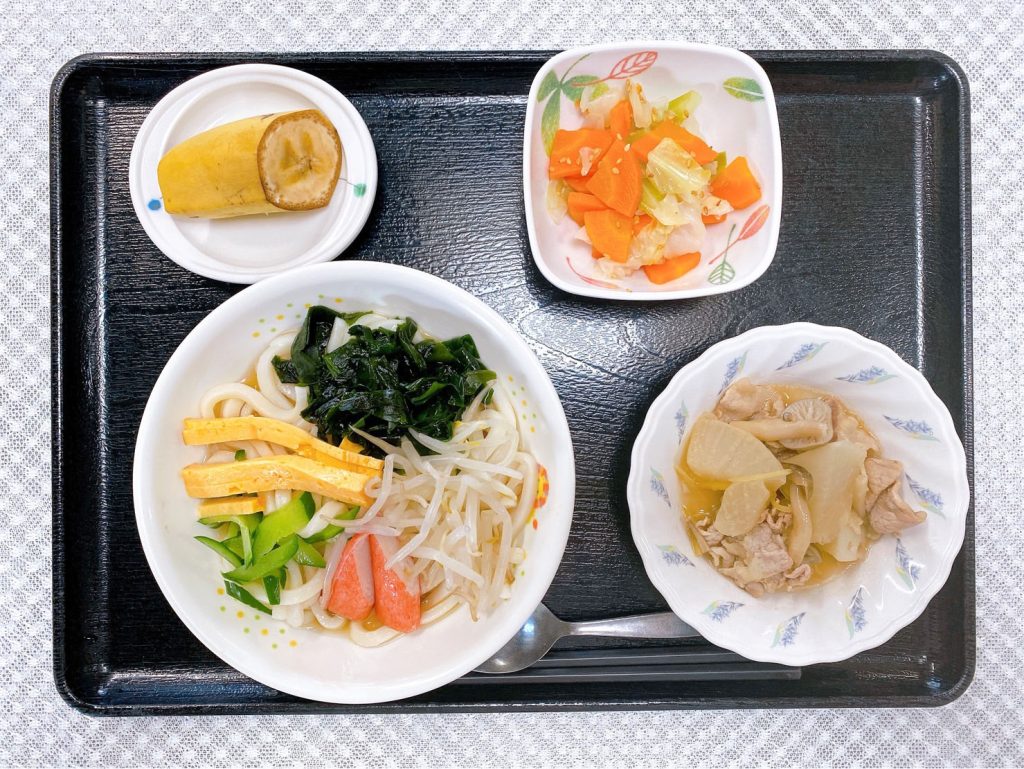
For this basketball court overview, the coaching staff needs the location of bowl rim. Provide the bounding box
[522,41,783,301]
[132,261,576,702]
[128,63,379,284]
[627,321,970,665]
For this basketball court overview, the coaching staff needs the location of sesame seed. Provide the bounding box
[611,167,620,175]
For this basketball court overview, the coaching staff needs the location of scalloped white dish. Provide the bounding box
[628,323,969,665]
[523,42,782,300]
[133,262,575,703]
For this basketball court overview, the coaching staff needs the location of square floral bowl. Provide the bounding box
[628,324,969,665]
[523,42,782,300]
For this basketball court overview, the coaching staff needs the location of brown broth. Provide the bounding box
[677,382,876,592]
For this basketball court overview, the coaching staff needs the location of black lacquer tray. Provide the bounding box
[50,51,974,714]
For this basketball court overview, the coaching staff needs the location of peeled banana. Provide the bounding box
[157,109,343,219]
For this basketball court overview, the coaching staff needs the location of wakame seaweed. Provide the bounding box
[274,306,495,454]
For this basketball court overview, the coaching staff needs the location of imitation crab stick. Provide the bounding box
[326,533,375,621]
[710,156,762,210]
[643,251,701,284]
[370,535,421,633]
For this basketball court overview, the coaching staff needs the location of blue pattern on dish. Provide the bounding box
[845,587,867,638]
[906,475,945,515]
[148,198,162,211]
[674,401,689,441]
[836,365,895,384]
[650,467,670,506]
[895,538,921,589]
[719,351,748,394]
[776,342,827,370]
[884,416,939,442]
[657,544,694,567]
[771,612,806,648]
[702,600,743,622]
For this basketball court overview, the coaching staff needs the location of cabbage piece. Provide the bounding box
[644,193,689,226]
[686,414,783,482]
[714,479,769,536]
[646,138,712,200]
[626,222,672,266]
[787,440,867,545]
[546,179,569,223]
[702,194,733,219]
[626,79,654,129]
[579,81,624,127]
[668,90,702,120]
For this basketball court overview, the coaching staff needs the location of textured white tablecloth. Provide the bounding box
[2,0,1022,766]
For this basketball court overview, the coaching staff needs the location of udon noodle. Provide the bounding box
[196,314,537,646]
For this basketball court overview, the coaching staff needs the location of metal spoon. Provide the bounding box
[474,603,702,674]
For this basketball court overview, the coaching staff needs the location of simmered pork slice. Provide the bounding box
[865,456,905,509]
[714,378,783,422]
[720,523,793,588]
[870,486,927,534]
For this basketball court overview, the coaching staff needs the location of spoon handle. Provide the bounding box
[566,612,701,640]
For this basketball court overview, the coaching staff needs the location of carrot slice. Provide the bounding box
[548,128,614,179]
[567,191,607,226]
[643,252,701,284]
[701,213,726,225]
[633,214,654,233]
[584,209,634,263]
[609,99,633,138]
[710,156,761,210]
[585,140,642,216]
[564,175,591,193]
[591,246,603,259]
[631,121,717,165]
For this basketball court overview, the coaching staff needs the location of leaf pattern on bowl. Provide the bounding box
[702,600,743,622]
[537,50,658,153]
[657,544,693,567]
[776,342,827,370]
[836,365,896,384]
[674,400,689,441]
[771,612,806,648]
[895,539,921,589]
[845,587,867,638]
[723,76,765,101]
[884,416,939,442]
[650,467,670,506]
[707,206,771,286]
[719,351,748,394]
[906,475,945,516]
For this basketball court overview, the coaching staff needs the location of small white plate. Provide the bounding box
[133,261,575,704]
[523,42,782,300]
[129,64,377,284]
[628,324,969,665]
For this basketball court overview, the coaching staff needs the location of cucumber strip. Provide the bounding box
[195,536,243,568]
[224,580,270,614]
[252,493,315,558]
[303,504,359,544]
[294,539,326,568]
[263,573,281,605]
[223,536,299,583]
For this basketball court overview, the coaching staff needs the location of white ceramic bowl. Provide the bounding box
[133,262,575,703]
[628,323,969,665]
[523,42,782,300]
[129,64,377,284]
